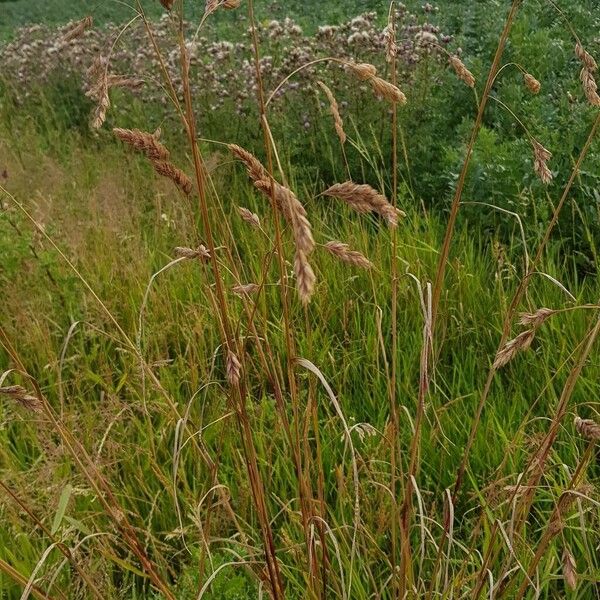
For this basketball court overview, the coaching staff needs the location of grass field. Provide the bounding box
[1,1,600,598]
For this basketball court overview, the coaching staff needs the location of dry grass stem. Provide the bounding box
[323,181,405,227]
[238,206,261,228]
[449,55,475,88]
[493,329,535,369]
[324,241,373,269]
[317,81,346,144]
[523,73,541,94]
[531,140,553,184]
[574,416,600,440]
[62,16,93,43]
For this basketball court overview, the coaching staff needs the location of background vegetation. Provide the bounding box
[1,0,600,598]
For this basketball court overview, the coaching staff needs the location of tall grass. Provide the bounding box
[1,0,600,598]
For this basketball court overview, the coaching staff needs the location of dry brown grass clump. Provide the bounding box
[323,181,404,227]
[575,43,600,106]
[86,56,110,129]
[562,547,578,590]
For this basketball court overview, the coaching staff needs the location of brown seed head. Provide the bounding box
[575,42,597,72]
[152,161,193,195]
[324,241,373,269]
[317,81,346,144]
[531,140,553,184]
[0,385,43,412]
[229,144,269,183]
[113,128,170,161]
[238,206,261,228]
[382,24,398,64]
[349,62,378,81]
[232,283,260,296]
[562,548,577,590]
[518,307,556,328]
[574,416,600,441]
[580,68,600,106]
[450,55,475,88]
[523,73,541,94]
[493,329,536,369]
[294,250,316,305]
[62,16,93,43]
[160,0,174,10]
[226,350,241,386]
[174,246,211,261]
[370,77,407,104]
[323,181,405,228]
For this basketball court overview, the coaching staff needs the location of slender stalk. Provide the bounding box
[246,0,319,593]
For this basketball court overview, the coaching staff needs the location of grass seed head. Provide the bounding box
[317,81,346,144]
[324,241,373,269]
[382,24,398,63]
[232,283,260,296]
[294,249,316,305]
[580,68,600,106]
[226,350,241,386]
[160,0,174,10]
[238,206,261,228]
[523,73,541,94]
[575,42,597,72]
[323,181,404,227]
[574,416,600,441]
[370,77,407,104]
[152,160,193,195]
[174,246,211,261]
[0,385,43,412]
[493,329,536,369]
[62,16,93,43]
[349,62,378,81]
[113,128,170,161]
[562,548,577,590]
[518,307,556,328]
[450,55,475,88]
[531,140,553,184]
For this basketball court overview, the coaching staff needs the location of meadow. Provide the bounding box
[1,0,600,598]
